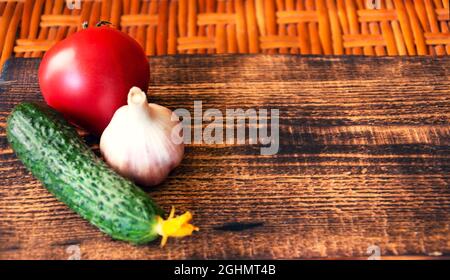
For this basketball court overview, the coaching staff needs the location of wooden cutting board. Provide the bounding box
[0,55,449,260]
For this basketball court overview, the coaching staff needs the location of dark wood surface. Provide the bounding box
[0,55,449,260]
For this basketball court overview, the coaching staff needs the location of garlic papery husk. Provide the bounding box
[100,87,184,186]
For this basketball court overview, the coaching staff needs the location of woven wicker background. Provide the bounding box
[0,0,449,69]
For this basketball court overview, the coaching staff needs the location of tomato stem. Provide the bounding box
[96,20,112,27]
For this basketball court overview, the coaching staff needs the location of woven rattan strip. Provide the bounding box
[1,0,449,69]
[0,0,27,68]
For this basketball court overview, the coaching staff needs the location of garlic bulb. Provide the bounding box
[100,87,184,186]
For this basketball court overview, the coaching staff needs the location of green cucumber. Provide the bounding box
[6,102,197,245]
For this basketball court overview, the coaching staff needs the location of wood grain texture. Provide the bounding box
[0,55,449,260]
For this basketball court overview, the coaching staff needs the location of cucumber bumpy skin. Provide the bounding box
[6,102,197,245]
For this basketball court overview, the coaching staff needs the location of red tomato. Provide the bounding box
[39,26,149,135]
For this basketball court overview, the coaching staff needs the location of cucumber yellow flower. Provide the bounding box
[156,206,199,247]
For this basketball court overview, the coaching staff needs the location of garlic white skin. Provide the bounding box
[100,87,184,186]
